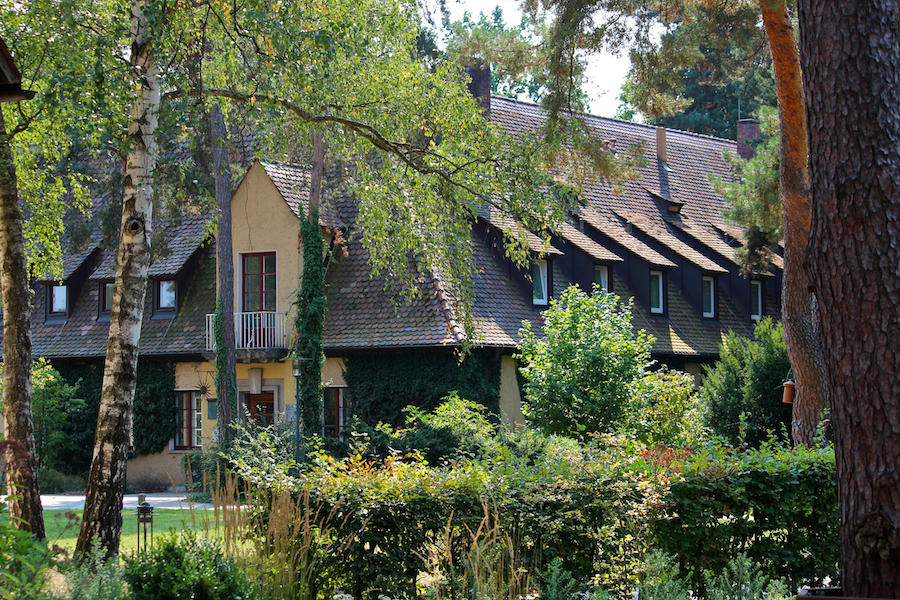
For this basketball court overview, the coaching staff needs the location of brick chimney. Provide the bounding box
[465,65,491,117]
[737,118,761,160]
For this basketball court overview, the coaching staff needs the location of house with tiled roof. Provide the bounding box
[487,95,780,379]
[2,87,780,488]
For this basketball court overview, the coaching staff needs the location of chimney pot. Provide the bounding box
[465,65,491,118]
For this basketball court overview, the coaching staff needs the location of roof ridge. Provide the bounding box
[490,96,739,145]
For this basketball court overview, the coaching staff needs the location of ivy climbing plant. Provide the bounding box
[293,207,327,435]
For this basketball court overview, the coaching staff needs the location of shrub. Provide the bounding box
[654,441,840,593]
[700,319,792,447]
[37,466,85,494]
[517,286,655,439]
[65,545,129,600]
[124,530,258,600]
[0,501,55,599]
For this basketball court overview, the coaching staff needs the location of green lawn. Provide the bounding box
[41,508,219,556]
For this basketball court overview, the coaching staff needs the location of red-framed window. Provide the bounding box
[242,253,276,312]
[323,387,350,439]
[175,391,202,450]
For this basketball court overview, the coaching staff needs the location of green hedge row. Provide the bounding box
[232,438,839,599]
[655,442,840,593]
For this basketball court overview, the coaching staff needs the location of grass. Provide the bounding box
[39,508,217,556]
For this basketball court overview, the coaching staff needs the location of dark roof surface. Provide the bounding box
[490,98,750,269]
[90,213,211,279]
[261,162,345,229]
[26,241,215,359]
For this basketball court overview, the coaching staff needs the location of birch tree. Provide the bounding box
[70,0,570,555]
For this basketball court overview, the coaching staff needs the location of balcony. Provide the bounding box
[206,311,289,362]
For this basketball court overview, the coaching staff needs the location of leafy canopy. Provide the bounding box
[517,285,655,438]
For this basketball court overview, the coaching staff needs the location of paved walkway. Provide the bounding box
[37,493,214,511]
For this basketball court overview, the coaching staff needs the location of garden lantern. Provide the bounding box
[136,501,154,551]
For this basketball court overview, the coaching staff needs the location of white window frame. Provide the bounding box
[594,264,609,293]
[532,258,549,306]
[157,279,177,311]
[50,284,67,315]
[650,270,664,314]
[750,280,763,322]
[702,276,716,319]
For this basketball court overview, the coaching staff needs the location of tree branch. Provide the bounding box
[163,88,515,204]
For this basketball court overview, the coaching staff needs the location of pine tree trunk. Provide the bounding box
[211,106,236,433]
[75,0,159,558]
[760,0,830,447]
[0,105,45,540]
[798,0,900,595]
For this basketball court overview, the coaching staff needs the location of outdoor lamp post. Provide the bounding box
[289,356,311,465]
[136,500,154,552]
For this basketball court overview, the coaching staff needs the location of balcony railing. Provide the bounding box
[206,311,288,351]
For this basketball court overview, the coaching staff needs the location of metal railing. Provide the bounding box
[206,311,288,350]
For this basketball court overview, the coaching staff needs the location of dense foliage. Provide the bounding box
[713,107,783,273]
[216,418,838,599]
[699,318,792,448]
[343,349,502,428]
[656,441,839,593]
[51,358,176,474]
[518,286,700,447]
[518,287,654,438]
[0,359,83,472]
[294,207,327,435]
[0,500,54,599]
[124,531,258,600]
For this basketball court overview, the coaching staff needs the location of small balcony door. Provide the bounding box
[242,252,276,347]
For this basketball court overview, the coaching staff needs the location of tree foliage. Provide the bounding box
[622,2,777,134]
[712,107,783,274]
[699,318,792,448]
[517,286,655,438]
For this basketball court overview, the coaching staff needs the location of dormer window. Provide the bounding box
[101,281,115,314]
[47,284,68,322]
[750,280,763,322]
[702,276,716,319]
[532,258,549,306]
[154,278,177,316]
[594,264,610,293]
[650,270,664,315]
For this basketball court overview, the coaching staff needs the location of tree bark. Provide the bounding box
[211,105,236,435]
[798,0,900,595]
[759,0,830,447]
[0,105,45,539]
[75,0,159,558]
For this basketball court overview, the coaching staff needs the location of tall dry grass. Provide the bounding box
[208,467,351,600]
[417,501,532,600]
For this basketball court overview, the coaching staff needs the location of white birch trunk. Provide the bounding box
[76,0,159,557]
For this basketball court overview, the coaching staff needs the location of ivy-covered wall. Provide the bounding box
[53,358,176,475]
[342,349,502,427]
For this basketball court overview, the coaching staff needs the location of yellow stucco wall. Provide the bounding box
[322,357,346,387]
[229,162,302,318]
[498,355,526,429]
